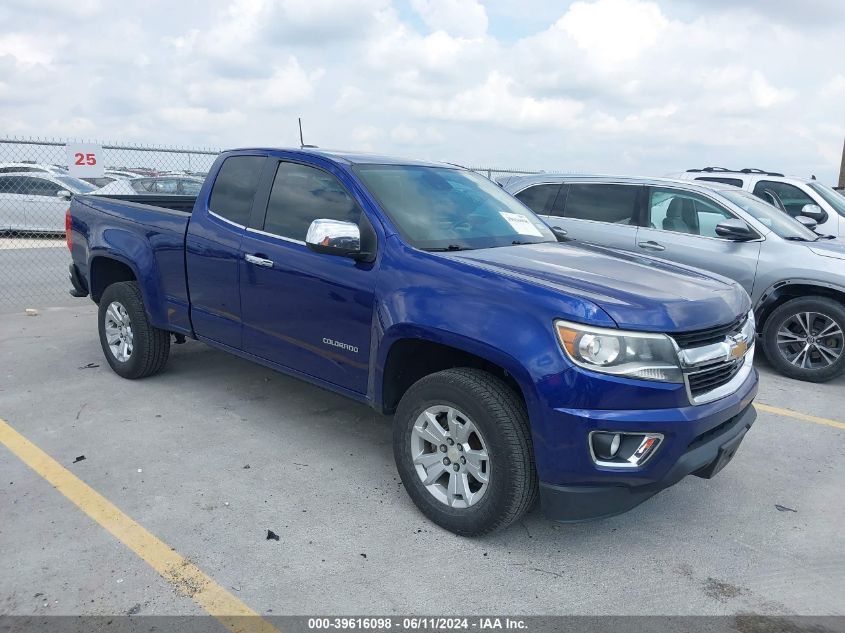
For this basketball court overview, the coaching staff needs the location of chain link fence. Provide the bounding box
[0,136,543,311]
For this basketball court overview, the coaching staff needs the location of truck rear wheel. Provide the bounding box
[393,368,538,536]
[762,296,845,383]
[98,281,170,379]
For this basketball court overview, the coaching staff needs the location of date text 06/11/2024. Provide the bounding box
[306,618,528,630]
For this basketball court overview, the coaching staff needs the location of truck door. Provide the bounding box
[186,155,266,349]
[238,159,377,395]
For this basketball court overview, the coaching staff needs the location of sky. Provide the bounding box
[0,0,843,182]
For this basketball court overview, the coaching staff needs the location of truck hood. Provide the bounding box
[449,242,749,332]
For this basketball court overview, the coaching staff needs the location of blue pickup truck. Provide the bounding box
[67,148,758,535]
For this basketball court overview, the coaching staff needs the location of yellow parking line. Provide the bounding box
[756,403,845,430]
[0,417,281,633]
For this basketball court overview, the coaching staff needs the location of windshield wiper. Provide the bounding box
[424,244,473,252]
[783,236,819,242]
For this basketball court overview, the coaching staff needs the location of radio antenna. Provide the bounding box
[298,117,318,149]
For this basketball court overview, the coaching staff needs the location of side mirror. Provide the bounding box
[799,204,825,222]
[550,226,569,242]
[715,218,755,241]
[796,215,818,231]
[306,219,363,258]
[57,189,72,200]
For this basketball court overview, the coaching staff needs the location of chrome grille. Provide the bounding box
[686,359,743,398]
[672,315,747,350]
[674,314,754,405]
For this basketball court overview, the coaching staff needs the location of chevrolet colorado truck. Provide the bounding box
[66,148,758,535]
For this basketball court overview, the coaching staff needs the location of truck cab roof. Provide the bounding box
[225,147,450,168]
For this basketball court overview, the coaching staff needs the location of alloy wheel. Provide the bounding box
[104,301,134,362]
[410,405,490,508]
[776,311,843,370]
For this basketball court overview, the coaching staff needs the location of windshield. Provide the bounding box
[56,175,97,193]
[808,182,845,217]
[354,165,556,250]
[720,189,819,240]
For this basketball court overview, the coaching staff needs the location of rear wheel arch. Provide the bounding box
[88,255,138,303]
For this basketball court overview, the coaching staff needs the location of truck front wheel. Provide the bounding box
[97,281,170,379]
[393,368,538,536]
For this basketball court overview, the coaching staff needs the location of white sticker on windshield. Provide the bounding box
[499,211,544,237]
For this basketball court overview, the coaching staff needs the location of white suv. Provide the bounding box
[670,168,845,237]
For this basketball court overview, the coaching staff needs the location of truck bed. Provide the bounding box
[69,194,195,335]
[87,194,197,214]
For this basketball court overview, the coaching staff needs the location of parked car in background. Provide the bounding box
[506,174,845,383]
[92,176,203,196]
[82,170,144,188]
[0,172,97,233]
[104,170,145,179]
[668,168,845,237]
[66,148,759,535]
[82,176,118,188]
[0,162,68,175]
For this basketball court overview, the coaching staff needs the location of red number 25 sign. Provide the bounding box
[65,143,104,178]
[74,152,97,166]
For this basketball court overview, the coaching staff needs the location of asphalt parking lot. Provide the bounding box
[0,301,843,620]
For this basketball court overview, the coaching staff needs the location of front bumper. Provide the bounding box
[539,403,756,521]
[532,364,758,522]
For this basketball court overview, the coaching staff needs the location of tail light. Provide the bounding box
[65,207,72,251]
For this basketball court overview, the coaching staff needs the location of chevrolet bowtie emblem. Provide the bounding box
[728,336,748,360]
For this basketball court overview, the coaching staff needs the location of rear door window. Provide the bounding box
[563,184,640,224]
[262,162,361,242]
[208,156,265,226]
[180,180,202,195]
[19,176,61,197]
[151,179,179,194]
[0,176,24,194]
[514,184,561,215]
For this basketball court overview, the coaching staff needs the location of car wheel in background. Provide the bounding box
[393,368,538,536]
[762,297,845,383]
[97,281,170,379]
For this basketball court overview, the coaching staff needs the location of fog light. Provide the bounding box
[589,431,664,468]
[591,432,621,460]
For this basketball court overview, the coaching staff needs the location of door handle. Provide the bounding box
[638,240,666,252]
[245,254,274,268]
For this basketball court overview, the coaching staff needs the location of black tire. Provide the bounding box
[393,368,538,536]
[97,281,170,379]
[761,296,845,383]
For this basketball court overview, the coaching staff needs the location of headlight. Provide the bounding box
[743,310,756,345]
[555,319,683,383]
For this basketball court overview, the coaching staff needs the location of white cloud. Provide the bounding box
[390,124,445,145]
[558,0,668,67]
[411,0,489,37]
[403,71,585,130]
[0,33,65,66]
[0,0,841,182]
[820,74,845,99]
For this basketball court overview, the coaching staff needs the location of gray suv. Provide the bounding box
[505,175,845,383]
